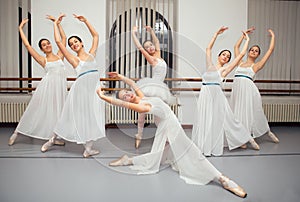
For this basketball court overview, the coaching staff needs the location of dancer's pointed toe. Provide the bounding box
[109,155,130,167]
[219,175,247,198]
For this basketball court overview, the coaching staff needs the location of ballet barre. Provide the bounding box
[0,77,300,94]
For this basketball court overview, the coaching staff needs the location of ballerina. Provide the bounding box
[191,26,259,156]
[8,16,67,146]
[131,25,169,148]
[41,14,105,157]
[230,27,279,144]
[97,72,247,198]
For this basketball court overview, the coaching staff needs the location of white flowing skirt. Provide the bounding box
[16,73,67,140]
[192,85,251,156]
[54,71,105,144]
[230,77,270,138]
[131,113,221,185]
[136,78,176,105]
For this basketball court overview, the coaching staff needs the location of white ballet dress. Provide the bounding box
[130,97,221,185]
[191,70,251,156]
[152,58,167,81]
[136,58,174,104]
[53,56,105,144]
[230,66,270,138]
[15,58,67,140]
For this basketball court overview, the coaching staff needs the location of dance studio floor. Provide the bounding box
[0,124,299,202]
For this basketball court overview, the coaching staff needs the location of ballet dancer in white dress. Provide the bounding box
[230,28,279,144]
[97,72,247,198]
[8,16,67,146]
[191,27,259,156]
[41,14,105,157]
[132,25,169,148]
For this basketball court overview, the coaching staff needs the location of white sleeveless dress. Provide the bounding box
[16,58,67,140]
[230,66,270,138]
[136,58,175,104]
[191,70,251,156]
[53,56,105,144]
[152,58,167,81]
[130,97,220,185]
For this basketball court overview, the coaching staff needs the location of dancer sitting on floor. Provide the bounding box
[97,72,247,198]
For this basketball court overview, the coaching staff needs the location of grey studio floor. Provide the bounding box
[0,124,300,202]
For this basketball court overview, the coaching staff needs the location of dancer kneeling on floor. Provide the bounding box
[97,72,247,198]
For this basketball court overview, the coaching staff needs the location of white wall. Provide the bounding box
[31,0,247,125]
[176,0,247,124]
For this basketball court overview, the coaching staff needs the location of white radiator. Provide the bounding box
[0,102,28,123]
[0,100,299,123]
[263,103,300,122]
[105,103,180,124]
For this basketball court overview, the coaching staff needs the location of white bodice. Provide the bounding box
[152,58,167,81]
[234,66,256,80]
[75,57,98,76]
[141,97,172,120]
[202,70,223,84]
[44,59,65,75]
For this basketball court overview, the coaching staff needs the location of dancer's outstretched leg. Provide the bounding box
[217,174,247,198]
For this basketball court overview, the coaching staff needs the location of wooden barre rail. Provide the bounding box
[1,77,300,83]
[1,77,300,93]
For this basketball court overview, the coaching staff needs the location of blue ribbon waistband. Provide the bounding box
[77,69,98,78]
[202,82,220,86]
[234,74,253,81]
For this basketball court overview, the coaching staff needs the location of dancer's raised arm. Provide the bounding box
[19,18,45,66]
[145,25,161,56]
[107,72,144,98]
[206,26,228,68]
[220,31,249,78]
[46,15,66,59]
[73,14,99,57]
[97,87,150,113]
[132,26,160,65]
[53,14,78,67]
[234,26,255,58]
[252,29,275,73]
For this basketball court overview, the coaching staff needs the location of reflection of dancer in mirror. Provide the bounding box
[9,16,67,146]
[97,72,247,198]
[230,28,279,144]
[132,25,168,148]
[191,26,259,157]
[41,14,105,157]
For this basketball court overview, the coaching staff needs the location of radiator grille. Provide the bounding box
[0,102,28,123]
[263,103,300,122]
[106,104,180,124]
[0,102,299,123]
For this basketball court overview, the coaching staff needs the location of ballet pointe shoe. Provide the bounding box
[135,134,142,149]
[219,175,247,198]
[109,155,130,167]
[268,131,279,143]
[240,144,247,149]
[249,139,260,150]
[8,132,18,146]
[41,137,55,152]
[54,139,65,146]
[83,149,100,158]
